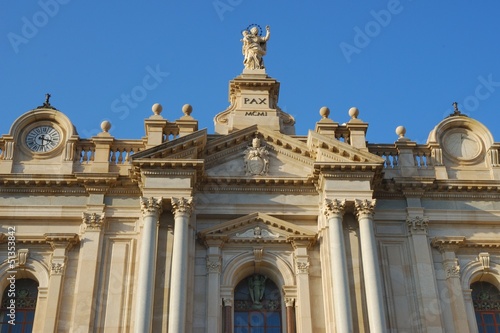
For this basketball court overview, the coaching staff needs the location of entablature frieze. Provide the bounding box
[197,177,316,194]
[130,162,202,187]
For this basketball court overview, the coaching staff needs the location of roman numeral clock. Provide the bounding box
[24,124,62,154]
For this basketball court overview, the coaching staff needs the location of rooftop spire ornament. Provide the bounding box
[241,24,271,70]
[448,101,467,118]
[36,93,57,110]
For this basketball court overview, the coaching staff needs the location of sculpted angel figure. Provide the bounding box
[241,25,271,70]
[248,274,267,306]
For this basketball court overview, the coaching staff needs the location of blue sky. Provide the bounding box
[1,1,500,145]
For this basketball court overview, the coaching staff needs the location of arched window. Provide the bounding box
[234,274,282,333]
[472,281,500,333]
[0,278,38,333]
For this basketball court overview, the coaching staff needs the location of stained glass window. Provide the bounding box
[472,281,500,333]
[0,279,38,333]
[234,274,282,333]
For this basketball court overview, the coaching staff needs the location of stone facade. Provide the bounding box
[1,67,500,333]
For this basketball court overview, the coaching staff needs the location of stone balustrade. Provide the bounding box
[369,144,399,168]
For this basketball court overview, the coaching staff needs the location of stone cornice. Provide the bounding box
[0,173,123,195]
[0,174,79,187]
[198,176,316,192]
[28,233,80,251]
[130,160,203,186]
[431,237,500,254]
[431,236,466,252]
[375,178,500,199]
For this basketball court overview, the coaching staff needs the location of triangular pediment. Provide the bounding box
[204,125,315,178]
[198,212,316,245]
[131,129,207,160]
[307,130,385,165]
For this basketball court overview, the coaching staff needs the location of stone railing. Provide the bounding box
[368,144,434,169]
[0,140,4,160]
[369,144,399,168]
[334,127,350,144]
[109,140,144,164]
[75,140,95,163]
[412,146,433,168]
[74,140,144,165]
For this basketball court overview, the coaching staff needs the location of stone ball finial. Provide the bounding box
[395,125,406,138]
[348,107,359,119]
[101,120,111,133]
[152,103,163,115]
[319,106,330,119]
[182,104,193,116]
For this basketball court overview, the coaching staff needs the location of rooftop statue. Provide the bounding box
[241,25,270,70]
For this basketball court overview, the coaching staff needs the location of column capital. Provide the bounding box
[354,199,376,219]
[206,257,222,274]
[223,298,233,307]
[323,198,346,218]
[140,196,163,217]
[50,262,65,276]
[285,297,296,307]
[171,197,194,217]
[82,212,106,232]
[407,215,429,235]
[295,259,310,275]
[444,259,461,279]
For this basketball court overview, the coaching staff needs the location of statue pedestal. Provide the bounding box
[214,72,295,135]
[242,68,267,76]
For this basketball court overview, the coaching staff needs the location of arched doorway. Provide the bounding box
[471,281,500,332]
[234,274,282,333]
[0,278,39,333]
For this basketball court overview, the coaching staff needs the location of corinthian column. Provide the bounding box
[135,197,163,333]
[168,197,194,333]
[355,199,387,332]
[323,198,353,333]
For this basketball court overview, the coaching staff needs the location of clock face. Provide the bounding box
[443,129,481,160]
[25,125,61,153]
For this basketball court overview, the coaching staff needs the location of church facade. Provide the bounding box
[2,40,500,333]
